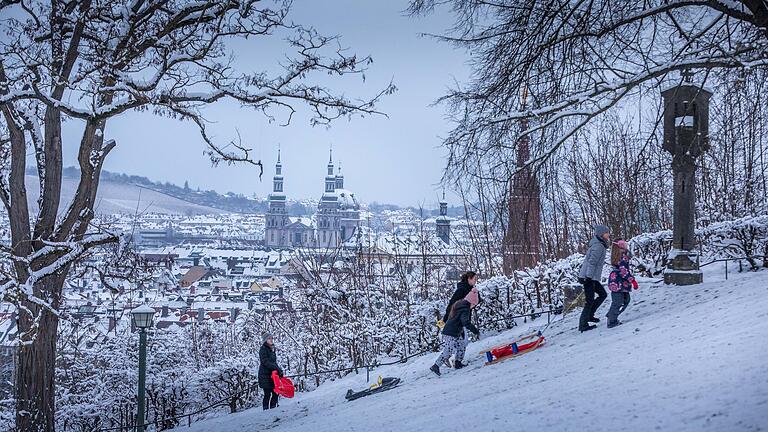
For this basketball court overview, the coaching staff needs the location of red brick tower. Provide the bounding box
[503,87,542,274]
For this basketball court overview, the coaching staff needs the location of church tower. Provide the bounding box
[316,147,341,248]
[335,162,344,189]
[265,148,289,247]
[436,191,451,244]
[335,162,361,243]
[503,87,541,273]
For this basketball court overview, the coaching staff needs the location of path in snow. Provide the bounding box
[176,265,768,432]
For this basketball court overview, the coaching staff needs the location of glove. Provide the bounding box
[632,280,639,290]
[577,277,587,284]
[437,319,445,329]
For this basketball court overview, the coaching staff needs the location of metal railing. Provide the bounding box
[480,307,563,327]
[699,255,766,280]
[97,398,230,431]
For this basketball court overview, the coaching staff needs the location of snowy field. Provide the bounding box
[176,265,768,432]
[26,175,222,215]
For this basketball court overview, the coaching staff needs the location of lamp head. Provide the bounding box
[131,305,156,329]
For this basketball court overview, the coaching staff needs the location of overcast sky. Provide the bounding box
[59,0,469,207]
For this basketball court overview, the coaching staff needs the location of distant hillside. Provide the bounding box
[89,168,271,214]
[24,167,315,215]
[25,174,223,216]
[23,167,465,216]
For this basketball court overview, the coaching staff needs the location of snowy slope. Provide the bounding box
[175,265,768,432]
[25,175,222,215]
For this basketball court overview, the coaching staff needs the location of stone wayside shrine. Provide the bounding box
[661,71,712,285]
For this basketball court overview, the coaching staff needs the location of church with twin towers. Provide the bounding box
[264,147,362,249]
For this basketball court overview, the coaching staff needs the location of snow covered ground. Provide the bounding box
[175,265,768,432]
[26,175,222,215]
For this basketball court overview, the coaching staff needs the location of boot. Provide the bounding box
[443,358,452,369]
[429,364,441,376]
[579,324,596,333]
[454,360,466,369]
[607,320,623,329]
[588,317,600,323]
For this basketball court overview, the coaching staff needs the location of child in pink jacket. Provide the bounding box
[606,240,638,328]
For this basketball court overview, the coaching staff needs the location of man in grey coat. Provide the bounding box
[578,224,611,332]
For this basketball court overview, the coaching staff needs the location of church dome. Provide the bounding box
[336,189,360,210]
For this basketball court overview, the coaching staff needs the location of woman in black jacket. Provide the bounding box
[258,333,283,410]
[441,271,479,324]
[430,287,481,376]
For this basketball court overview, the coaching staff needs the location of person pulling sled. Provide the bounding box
[430,287,481,376]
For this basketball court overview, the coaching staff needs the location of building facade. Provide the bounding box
[265,149,291,247]
[264,148,360,249]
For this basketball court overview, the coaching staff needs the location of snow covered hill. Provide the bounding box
[175,265,768,432]
[26,175,222,215]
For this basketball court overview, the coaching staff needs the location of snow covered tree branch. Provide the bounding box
[409,0,768,180]
[0,1,393,430]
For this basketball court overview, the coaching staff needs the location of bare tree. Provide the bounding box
[410,0,767,274]
[410,0,768,174]
[701,68,768,219]
[0,1,393,430]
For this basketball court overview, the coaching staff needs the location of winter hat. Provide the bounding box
[614,239,628,250]
[594,224,610,238]
[262,333,273,344]
[464,287,480,307]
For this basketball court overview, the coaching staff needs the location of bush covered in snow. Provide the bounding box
[475,254,579,330]
[52,321,264,431]
[630,215,768,275]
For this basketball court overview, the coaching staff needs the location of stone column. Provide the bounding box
[661,74,711,285]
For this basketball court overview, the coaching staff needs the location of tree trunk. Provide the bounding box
[15,274,65,432]
[15,311,59,432]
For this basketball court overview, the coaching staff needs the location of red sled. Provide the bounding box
[271,371,295,398]
[479,331,545,365]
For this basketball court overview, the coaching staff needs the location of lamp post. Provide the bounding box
[131,305,155,432]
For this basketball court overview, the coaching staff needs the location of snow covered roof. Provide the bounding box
[289,217,314,227]
[336,189,360,210]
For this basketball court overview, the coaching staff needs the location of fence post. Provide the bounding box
[366,365,370,383]
[725,260,728,280]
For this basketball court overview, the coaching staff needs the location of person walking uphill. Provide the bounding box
[440,271,480,326]
[258,333,283,410]
[606,240,639,328]
[430,287,481,376]
[578,225,610,332]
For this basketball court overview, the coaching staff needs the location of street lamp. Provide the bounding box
[131,305,155,432]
